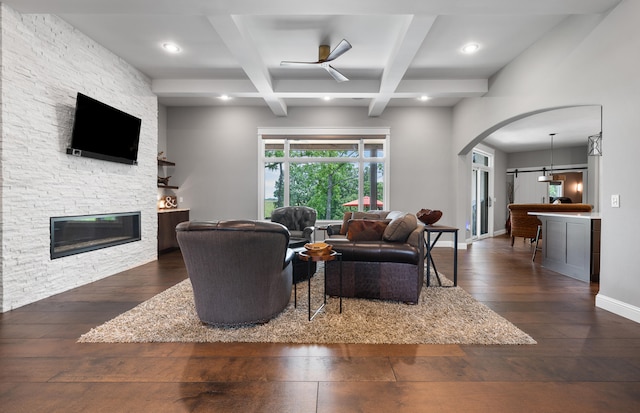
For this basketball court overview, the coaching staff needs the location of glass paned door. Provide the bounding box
[471,151,492,240]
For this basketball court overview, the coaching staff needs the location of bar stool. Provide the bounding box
[532,224,542,261]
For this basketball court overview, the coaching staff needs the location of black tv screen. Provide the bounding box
[67,93,142,165]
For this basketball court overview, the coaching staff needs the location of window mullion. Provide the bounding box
[284,140,290,207]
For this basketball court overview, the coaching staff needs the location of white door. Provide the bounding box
[471,151,493,240]
[514,172,549,204]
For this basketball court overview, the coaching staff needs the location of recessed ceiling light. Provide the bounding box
[323,96,332,101]
[418,96,430,101]
[219,94,231,101]
[162,42,181,53]
[461,43,480,54]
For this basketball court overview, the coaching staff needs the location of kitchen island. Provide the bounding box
[529,211,601,282]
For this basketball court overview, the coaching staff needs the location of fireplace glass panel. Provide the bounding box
[50,212,141,259]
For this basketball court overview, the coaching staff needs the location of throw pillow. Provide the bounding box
[383,213,418,242]
[346,219,390,242]
[339,212,353,235]
[341,211,381,235]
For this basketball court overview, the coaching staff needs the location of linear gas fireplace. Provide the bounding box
[50,212,141,259]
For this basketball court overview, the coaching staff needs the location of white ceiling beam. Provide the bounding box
[396,79,488,95]
[207,14,288,116]
[368,15,437,117]
[276,93,377,100]
[151,78,487,101]
[274,79,380,94]
[152,79,258,95]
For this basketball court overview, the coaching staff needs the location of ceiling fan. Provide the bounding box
[280,39,352,82]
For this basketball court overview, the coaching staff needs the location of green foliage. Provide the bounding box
[265,148,384,220]
[264,199,277,219]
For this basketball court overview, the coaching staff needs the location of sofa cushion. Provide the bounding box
[346,219,390,242]
[327,241,420,265]
[383,213,417,242]
[340,211,384,235]
[354,211,385,220]
[384,211,405,220]
[406,227,423,248]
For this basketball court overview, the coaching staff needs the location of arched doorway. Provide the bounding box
[462,105,602,242]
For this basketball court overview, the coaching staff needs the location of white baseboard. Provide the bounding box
[596,294,640,324]
[493,229,507,236]
[431,240,454,248]
[430,240,469,250]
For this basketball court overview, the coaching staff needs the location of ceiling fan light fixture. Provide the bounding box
[280,39,352,82]
[461,43,480,54]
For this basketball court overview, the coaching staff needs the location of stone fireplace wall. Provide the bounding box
[0,5,158,311]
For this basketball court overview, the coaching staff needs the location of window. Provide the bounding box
[548,181,564,199]
[259,131,389,220]
[472,151,489,166]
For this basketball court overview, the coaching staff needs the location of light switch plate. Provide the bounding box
[611,194,620,208]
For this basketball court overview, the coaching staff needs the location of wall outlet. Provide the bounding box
[611,194,620,208]
[179,197,184,203]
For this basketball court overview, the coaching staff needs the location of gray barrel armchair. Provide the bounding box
[176,220,294,326]
[270,206,317,243]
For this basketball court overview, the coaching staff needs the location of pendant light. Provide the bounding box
[538,133,556,182]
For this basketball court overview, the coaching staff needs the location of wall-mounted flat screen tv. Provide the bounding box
[67,92,142,165]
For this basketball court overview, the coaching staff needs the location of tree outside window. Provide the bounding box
[262,137,387,220]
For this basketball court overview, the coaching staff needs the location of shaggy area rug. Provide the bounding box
[78,269,536,345]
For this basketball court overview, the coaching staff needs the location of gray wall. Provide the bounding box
[507,146,587,169]
[492,147,509,233]
[158,104,168,155]
[452,0,640,322]
[166,105,455,225]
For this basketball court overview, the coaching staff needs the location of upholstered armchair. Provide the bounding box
[270,206,317,243]
[176,220,293,326]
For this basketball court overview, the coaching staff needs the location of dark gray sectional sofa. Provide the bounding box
[324,210,424,304]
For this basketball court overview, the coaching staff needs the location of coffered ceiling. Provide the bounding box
[5,0,618,150]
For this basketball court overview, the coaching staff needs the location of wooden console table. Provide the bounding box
[424,225,458,287]
[157,209,190,253]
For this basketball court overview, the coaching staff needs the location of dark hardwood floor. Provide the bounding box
[1,235,639,412]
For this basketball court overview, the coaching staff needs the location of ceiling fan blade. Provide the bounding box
[326,39,352,61]
[280,61,320,66]
[325,65,349,82]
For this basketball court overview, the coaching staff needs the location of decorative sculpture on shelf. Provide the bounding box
[157,151,167,161]
[158,176,171,186]
[416,209,443,225]
[164,195,177,209]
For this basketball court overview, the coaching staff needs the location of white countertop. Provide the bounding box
[528,211,602,220]
[158,208,190,213]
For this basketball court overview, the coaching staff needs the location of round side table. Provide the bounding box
[296,250,343,321]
